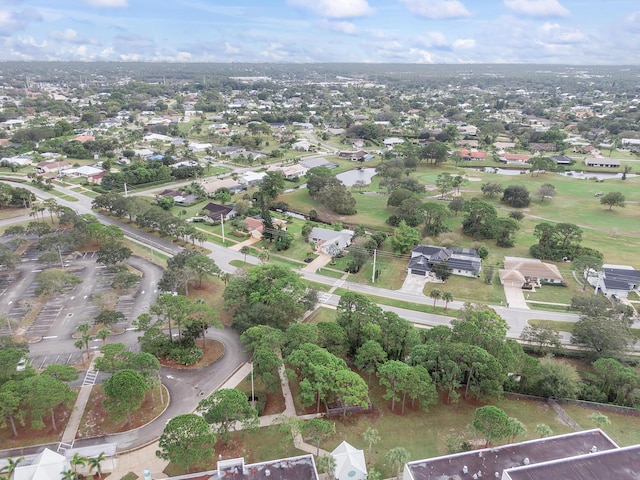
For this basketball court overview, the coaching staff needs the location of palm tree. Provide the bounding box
[76,323,93,361]
[315,454,336,479]
[258,248,270,263]
[87,452,106,479]
[70,453,87,475]
[363,427,380,464]
[430,288,441,310]
[387,447,409,480]
[220,272,230,285]
[96,327,111,344]
[240,245,251,264]
[442,291,453,310]
[0,456,24,479]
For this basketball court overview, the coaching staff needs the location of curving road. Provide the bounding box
[0,179,590,456]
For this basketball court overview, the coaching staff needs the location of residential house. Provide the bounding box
[494,141,516,150]
[292,140,312,151]
[584,158,620,168]
[459,149,487,161]
[60,165,104,179]
[402,430,620,480]
[456,139,479,148]
[201,177,245,195]
[156,189,199,206]
[163,454,320,480]
[202,202,237,223]
[86,171,106,185]
[407,245,481,278]
[551,155,573,165]
[308,227,354,255]
[74,135,95,143]
[529,142,557,152]
[1,156,33,167]
[300,157,338,170]
[326,127,345,136]
[244,216,287,238]
[499,256,564,288]
[500,153,531,163]
[267,164,308,180]
[383,137,405,147]
[238,171,268,186]
[37,160,71,174]
[587,264,640,298]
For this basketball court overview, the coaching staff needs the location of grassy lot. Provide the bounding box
[560,404,640,446]
[305,306,337,324]
[429,275,506,305]
[317,378,573,477]
[528,318,640,338]
[281,165,640,304]
[528,319,576,332]
[333,287,459,319]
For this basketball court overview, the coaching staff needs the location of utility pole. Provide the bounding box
[372,249,377,283]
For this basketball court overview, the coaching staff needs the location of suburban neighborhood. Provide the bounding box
[0,61,639,480]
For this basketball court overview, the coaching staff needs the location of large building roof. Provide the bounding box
[404,430,618,480]
[504,443,640,480]
[163,455,319,480]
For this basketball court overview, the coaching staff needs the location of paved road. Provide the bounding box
[0,179,590,456]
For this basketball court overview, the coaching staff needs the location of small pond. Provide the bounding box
[336,167,377,186]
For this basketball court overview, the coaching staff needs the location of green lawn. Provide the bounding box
[560,404,640,446]
[305,306,337,324]
[318,378,573,477]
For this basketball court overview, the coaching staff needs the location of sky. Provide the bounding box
[0,0,638,64]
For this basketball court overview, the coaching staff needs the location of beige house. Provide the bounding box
[499,256,564,288]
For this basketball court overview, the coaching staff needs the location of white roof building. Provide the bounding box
[12,448,70,480]
[331,441,367,480]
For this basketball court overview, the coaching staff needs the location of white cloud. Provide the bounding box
[453,38,475,49]
[0,7,41,35]
[539,22,586,43]
[416,32,448,48]
[319,19,358,34]
[260,43,290,60]
[504,0,570,17]
[49,29,98,45]
[84,0,128,7]
[224,42,241,54]
[287,0,373,19]
[408,48,434,63]
[176,51,191,61]
[624,11,640,31]
[398,0,470,19]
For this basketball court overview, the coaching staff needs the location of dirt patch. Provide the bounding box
[159,339,225,369]
[0,401,73,450]
[465,176,482,182]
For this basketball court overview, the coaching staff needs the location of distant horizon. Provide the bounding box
[1,1,638,65]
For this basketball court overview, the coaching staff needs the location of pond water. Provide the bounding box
[336,167,377,186]
[468,167,636,181]
[560,171,638,181]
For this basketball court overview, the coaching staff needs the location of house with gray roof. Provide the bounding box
[407,245,481,278]
[308,227,354,255]
[587,264,640,298]
[300,157,337,169]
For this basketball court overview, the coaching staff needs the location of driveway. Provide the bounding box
[503,285,530,309]
[399,273,440,295]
